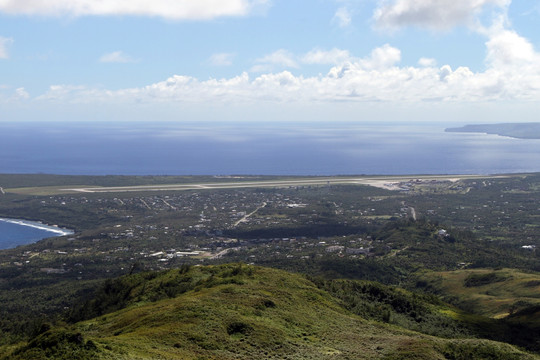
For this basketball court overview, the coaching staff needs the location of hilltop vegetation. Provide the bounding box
[418,268,540,352]
[420,269,540,318]
[2,264,538,360]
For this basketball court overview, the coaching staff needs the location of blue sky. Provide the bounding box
[1,0,539,123]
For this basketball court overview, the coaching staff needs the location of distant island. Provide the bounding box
[445,123,540,139]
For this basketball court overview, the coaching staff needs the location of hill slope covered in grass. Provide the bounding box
[420,268,540,318]
[2,264,538,360]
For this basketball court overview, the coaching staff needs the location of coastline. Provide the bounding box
[0,218,74,237]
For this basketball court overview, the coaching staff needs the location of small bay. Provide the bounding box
[0,218,74,250]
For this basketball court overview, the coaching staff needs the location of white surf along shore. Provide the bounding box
[0,218,74,236]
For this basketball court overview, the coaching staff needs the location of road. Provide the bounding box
[409,207,417,221]
[233,202,267,227]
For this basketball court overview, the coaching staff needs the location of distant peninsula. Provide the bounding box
[445,123,540,139]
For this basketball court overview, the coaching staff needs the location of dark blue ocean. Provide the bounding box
[1,121,540,175]
[0,219,73,250]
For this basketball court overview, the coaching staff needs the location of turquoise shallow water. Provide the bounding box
[0,218,73,250]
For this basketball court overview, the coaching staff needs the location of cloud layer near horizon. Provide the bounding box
[32,29,540,106]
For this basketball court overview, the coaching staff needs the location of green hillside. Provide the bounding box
[417,268,540,352]
[2,264,537,360]
[420,268,540,318]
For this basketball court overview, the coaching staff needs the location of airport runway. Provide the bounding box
[63,174,499,194]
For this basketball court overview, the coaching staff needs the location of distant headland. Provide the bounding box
[445,123,540,139]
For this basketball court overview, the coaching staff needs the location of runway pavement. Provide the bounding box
[62,174,501,194]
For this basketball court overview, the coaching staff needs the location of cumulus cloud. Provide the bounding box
[0,0,269,20]
[484,25,538,67]
[332,7,352,28]
[99,51,137,63]
[36,38,540,106]
[374,0,510,30]
[209,53,235,66]
[0,36,13,59]
[358,44,401,70]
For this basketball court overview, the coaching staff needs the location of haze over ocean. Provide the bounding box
[1,121,540,176]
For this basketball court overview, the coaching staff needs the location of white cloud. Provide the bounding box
[485,28,537,67]
[302,48,352,65]
[358,44,401,70]
[99,51,136,63]
[209,53,235,66]
[30,25,540,106]
[0,36,13,59]
[418,57,437,67]
[36,59,540,105]
[0,0,270,20]
[374,0,510,30]
[14,87,30,100]
[520,3,540,16]
[251,49,298,72]
[0,86,30,102]
[253,47,355,71]
[332,7,352,28]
